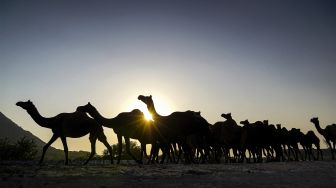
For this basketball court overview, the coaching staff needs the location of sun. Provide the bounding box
[143,110,153,121]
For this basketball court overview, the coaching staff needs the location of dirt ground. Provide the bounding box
[1,160,335,188]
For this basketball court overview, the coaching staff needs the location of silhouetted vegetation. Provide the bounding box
[102,141,141,161]
[0,136,37,160]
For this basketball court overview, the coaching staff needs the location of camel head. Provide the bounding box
[16,100,34,110]
[310,117,319,124]
[263,120,269,125]
[138,95,152,105]
[240,119,250,126]
[76,102,96,113]
[221,113,232,120]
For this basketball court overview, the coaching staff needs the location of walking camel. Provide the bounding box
[137,95,210,163]
[76,102,153,164]
[310,117,336,160]
[16,100,113,165]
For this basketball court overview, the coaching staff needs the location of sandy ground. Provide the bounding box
[1,160,335,188]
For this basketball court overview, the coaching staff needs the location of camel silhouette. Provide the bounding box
[211,113,242,163]
[298,130,323,160]
[240,120,266,162]
[287,128,302,161]
[310,117,336,160]
[76,102,153,164]
[137,95,210,164]
[16,100,113,165]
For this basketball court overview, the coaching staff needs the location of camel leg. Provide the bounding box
[169,144,176,163]
[148,143,158,164]
[176,144,183,164]
[39,134,59,164]
[303,147,308,161]
[326,141,334,160]
[293,144,300,161]
[140,143,147,162]
[147,143,154,164]
[308,147,311,161]
[333,142,336,160]
[98,134,113,164]
[60,136,69,165]
[117,135,122,164]
[160,144,170,164]
[125,137,142,164]
[316,144,322,160]
[84,135,97,165]
[282,145,289,160]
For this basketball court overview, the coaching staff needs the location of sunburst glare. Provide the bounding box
[124,95,173,121]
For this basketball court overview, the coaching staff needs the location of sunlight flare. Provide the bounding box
[143,110,153,121]
[124,95,173,121]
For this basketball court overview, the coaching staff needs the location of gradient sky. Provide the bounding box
[1,0,335,153]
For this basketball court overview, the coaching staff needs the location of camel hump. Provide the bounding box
[307,130,316,136]
[116,109,144,118]
[130,109,143,115]
[307,130,314,134]
[254,121,264,127]
[58,111,91,120]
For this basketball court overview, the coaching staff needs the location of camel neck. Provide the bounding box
[147,102,161,119]
[88,108,115,127]
[26,106,52,129]
[313,121,325,135]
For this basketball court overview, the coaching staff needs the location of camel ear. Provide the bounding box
[88,102,91,105]
[149,95,152,98]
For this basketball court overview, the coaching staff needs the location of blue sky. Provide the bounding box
[1,0,335,152]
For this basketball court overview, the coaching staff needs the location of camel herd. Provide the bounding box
[16,95,336,165]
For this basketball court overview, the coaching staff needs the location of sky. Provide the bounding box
[1,0,335,153]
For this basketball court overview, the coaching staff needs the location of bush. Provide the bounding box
[0,137,37,160]
[102,140,141,160]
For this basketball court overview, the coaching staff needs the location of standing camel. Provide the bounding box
[211,113,242,163]
[299,130,323,160]
[16,100,113,165]
[310,117,336,160]
[138,95,210,164]
[76,102,153,164]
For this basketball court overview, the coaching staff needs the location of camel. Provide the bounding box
[263,122,283,162]
[76,102,153,164]
[299,130,323,160]
[16,100,113,165]
[210,113,242,163]
[310,117,336,160]
[240,120,265,163]
[137,95,210,164]
[287,128,302,161]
